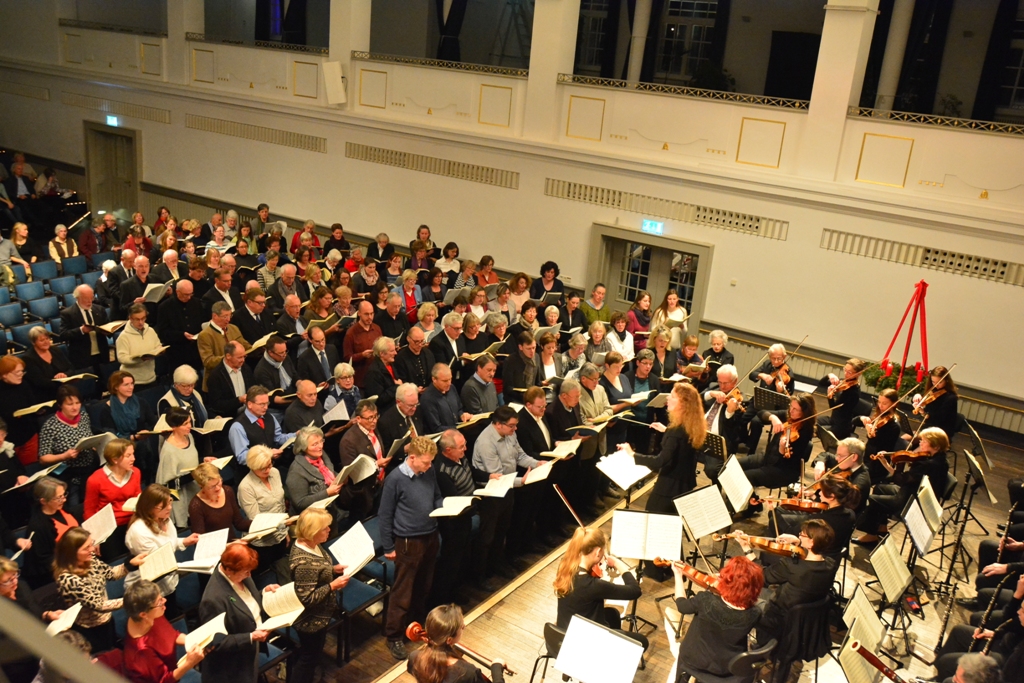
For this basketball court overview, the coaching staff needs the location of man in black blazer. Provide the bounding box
[429,311,468,387]
[254,336,298,422]
[394,326,435,389]
[700,364,745,482]
[120,256,169,320]
[545,378,587,528]
[511,386,556,552]
[420,364,470,433]
[377,382,426,471]
[296,325,339,384]
[232,288,276,345]
[201,267,244,316]
[274,293,309,358]
[501,331,538,405]
[105,250,136,318]
[364,336,400,408]
[337,399,389,519]
[268,264,307,312]
[156,279,204,372]
[58,284,109,372]
[205,341,254,418]
[151,249,189,284]
[374,293,409,339]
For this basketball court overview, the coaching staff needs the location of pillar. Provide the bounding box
[874,0,916,110]
[626,0,653,84]
[523,0,582,141]
[795,0,880,181]
[166,0,204,85]
[329,0,371,109]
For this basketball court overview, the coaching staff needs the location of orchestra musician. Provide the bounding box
[700,364,744,481]
[768,475,860,558]
[853,426,950,546]
[810,437,871,510]
[672,556,764,681]
[740,393,816,515]
[934,573,1024,679]
[909,366,959,442]
[742,344,795,453]
[734,519,837,646]
[819,358,868,440]
[407,604,506,683]
[856,388,903,484]
[553,527,649,651]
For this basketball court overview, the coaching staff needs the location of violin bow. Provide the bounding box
[869,383,920,429]
[789,334,810,358]
[554,484,585,528]
[915,362,958,407]
[681,518,716,573]
[739,351,770,386]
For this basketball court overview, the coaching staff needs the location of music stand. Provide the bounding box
[754,386,790,411]
[934,452,992,594]
[963,419,994,470]
[556,615,645,683]
[818,425,839,454]
[700,432,726,481]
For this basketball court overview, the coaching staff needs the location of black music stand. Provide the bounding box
[818,425,839,455]
[754,386,790,411]
[934,453,991,594]
[700,432,726,482]
[964,419,995,470]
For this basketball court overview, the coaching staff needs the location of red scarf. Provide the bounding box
[305,456,335,486]
[56,410,82,427]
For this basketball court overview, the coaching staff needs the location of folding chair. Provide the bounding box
[31,261,58,282]
[47,275,78,296]
[61,256,88,276]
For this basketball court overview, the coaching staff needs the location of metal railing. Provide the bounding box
[848,106,1024,137]
[351,51,528,78]
[557,73,810,110]
[185,32,329,56]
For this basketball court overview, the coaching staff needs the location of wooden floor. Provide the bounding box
[279,415,1024,683]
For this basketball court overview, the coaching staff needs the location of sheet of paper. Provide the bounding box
[193,417,232,435]
[193,528,229,562]
[308,494,339,509]
[121,496,139,512]
[522,460,553,485]
[327,521,376,577]
[429,496,476,518]
[81,503,116,544]
[541,440,582,459]
[260,582,305,630]
[184,612,226,653]
[917,476,943,532]
[4,464,61,493]
[337,454,376,485]
[10,531,33,561]
[143,282,171,303]
[646,393,669,409]
[13,401,55,418]
[596,450,651,491]
[843,585,886,650]
[74,432,116,453]
[140,541,178,581]
[673,485,732,540]
[45,602,83,636]
[609,510,683,561]
[838,619,882,683]
[869,536,912,604]
[717,456,753,513]
[473,472,515,497]
[555,615,644,683]
[904,499,936,557]
[242,513,290,541]
[322,400,350,424]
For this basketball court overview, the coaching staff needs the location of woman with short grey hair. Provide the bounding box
[285,426,343,514]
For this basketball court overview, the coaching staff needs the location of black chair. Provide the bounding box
[529,623,567,683]
[678,638,777,683]
[770,595,834,683]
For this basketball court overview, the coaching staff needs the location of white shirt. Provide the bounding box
[220,567,263,627]
[224,361,245,396]
[216,287,235,311]
[125,519,186,594]
[528,410,551,448]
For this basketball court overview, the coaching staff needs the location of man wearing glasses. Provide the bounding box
[227,385,296,475]
[429,311,468,387]
[338,399,392,521]
[378,383,426,474]
[232,287,276,346]
[394,327,435,390]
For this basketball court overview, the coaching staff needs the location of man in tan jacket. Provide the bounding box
[197,301,250,390]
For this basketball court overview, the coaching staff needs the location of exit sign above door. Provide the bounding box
[641,219,664,235]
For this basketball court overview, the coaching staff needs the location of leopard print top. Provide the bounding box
[56,559,128,627]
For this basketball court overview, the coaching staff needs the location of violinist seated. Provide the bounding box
[701,329,735,381]
[553,527,649,651]
[739,393,816,516]
[810,437,871,511]
[672,557,764,682]
[676,335,710,392]
[853,426,950,547]
[407,604,507,683]
[907,365,959,443]
[734,519,836,647]
[855,388,903,484]
[700,364,745,482]
[741,343,794,454]
[933,574,1024,681]
[767,475,861,563]
[818,358,868,440]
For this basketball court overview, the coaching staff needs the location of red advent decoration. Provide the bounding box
[883,360,893,377]
[917,367,925,383]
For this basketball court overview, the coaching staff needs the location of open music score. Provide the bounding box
[839,618,884,683]
[609,510,683,561]
[555,615,645,683]
[917,476,943,531]
[843,584,888,652]
[673,485,732,540]
[717,455,753,513]
[904,498,936,557]
[869,535,913,604]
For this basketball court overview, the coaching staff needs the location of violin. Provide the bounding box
[828,376,859,400]
[913,388,947,415]
[764,496,829,513]
[652,557,720,594]
[870,449,932,465]
[779,421,800,458]
[406,622,516,678]
[713,533,807,559]
[770,363,792,390]
[867,411,895,436]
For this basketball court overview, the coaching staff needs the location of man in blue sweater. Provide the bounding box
[378,435,443,660]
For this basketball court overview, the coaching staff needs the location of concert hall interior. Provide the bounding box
[0,1,1023,683]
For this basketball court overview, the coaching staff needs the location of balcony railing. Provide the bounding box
[556,73,810,110]
[849,106,1024,137]
[351,51,528,78]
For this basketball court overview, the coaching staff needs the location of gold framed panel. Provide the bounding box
[140,42,162,76]
[292,60,319,99]
[855,132,915,188]
[565,95,606,141]
[358,69,388,109]
[735,117,786,169]
[63,33,82,64]
[478,84,512,128]
[191,48,215,83]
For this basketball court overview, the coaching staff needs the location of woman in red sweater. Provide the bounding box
[123,579,205,683]
[84,438,142,561]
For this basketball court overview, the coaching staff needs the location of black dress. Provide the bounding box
[0,380,44,450]
[921,391,959,440]
[633,425,697,514]
[758,557,836,639]
[675,591,760,677]
[556,570,642,632]
[23,347,74,403]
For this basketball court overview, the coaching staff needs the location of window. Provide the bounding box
[576,1,609,75]
[656,1,717,81]
[999,45,1024,109]
[618,242,652,304]
[668,250,699,313]
[667,1,717,18]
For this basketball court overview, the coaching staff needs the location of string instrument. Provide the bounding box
[804,462,853,495]
[763,497,829,513]
[651,558,720,594]
[769,363,792,394]
[406,622,516,678]
[866,411,895,437]
[775,403,839,458]
[712,533,807,559]
[846,640,910,683]
[914,388,947,415]
[870,449,932,466]
[827,363,877,400]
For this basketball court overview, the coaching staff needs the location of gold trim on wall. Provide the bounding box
[140,43,161,75]
[191,48,214,83]
[855,132,915,188]
[478,84,512,128]
[63,33,82,64]
[358,69,387,109]
[565,95,606,141]
[292,60,319,99]
[735,117,786,169]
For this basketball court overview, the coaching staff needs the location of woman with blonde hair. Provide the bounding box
[619,382,706,514]
[408,604,506,683]
[84,437,142,559]
[553,527,648,650]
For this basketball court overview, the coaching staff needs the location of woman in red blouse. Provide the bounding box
[123,580,205,683]
[84,438,142,561]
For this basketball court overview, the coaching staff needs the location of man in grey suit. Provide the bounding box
[460,354,498,415]
[253,335,297,424]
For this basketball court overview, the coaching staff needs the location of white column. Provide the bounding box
[328,0,371,109]
[626,0,653,84]
[523,0,582,141]
[874,0,916,110]
[795,0,879,181]
[166,0,204,85]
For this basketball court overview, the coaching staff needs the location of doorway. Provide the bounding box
[84,122,141,240]
[587,223,713,331]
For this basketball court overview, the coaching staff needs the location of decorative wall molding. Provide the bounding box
[60,91,170,123]
[544,178,790,240]
[186,33,328,56]
[0,80,50,100]
[345,142,520,189]
[185,114,326,152]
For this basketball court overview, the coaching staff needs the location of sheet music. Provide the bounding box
[609,510,683,561]
[522,460,553,485]
[429,496,476,518]
[3,464,61,493]
[183,612,226,653]
[179,528,228,571]
[869,535,912,604]
[321,400,350,424]
[308,494,339,509]
[905,499,936,556]
[555,615,644,683]
[337,454,376,485]
[541,439,582,459]
[838,618,882,683]
[917,476,943,531]
[242,513,290,541]
[81,503,116,544]
[717,456,753,513]
[45,602,82,636]
[327,521,376,577]
[260,582,305,631]
[843,585,886,649]
[673,485,732,540]
[473,472,515,497]
[596,449,651,490]
[140,541,178,581]
[10,531,33,561]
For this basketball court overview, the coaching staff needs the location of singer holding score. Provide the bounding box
[553,527,649,651]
